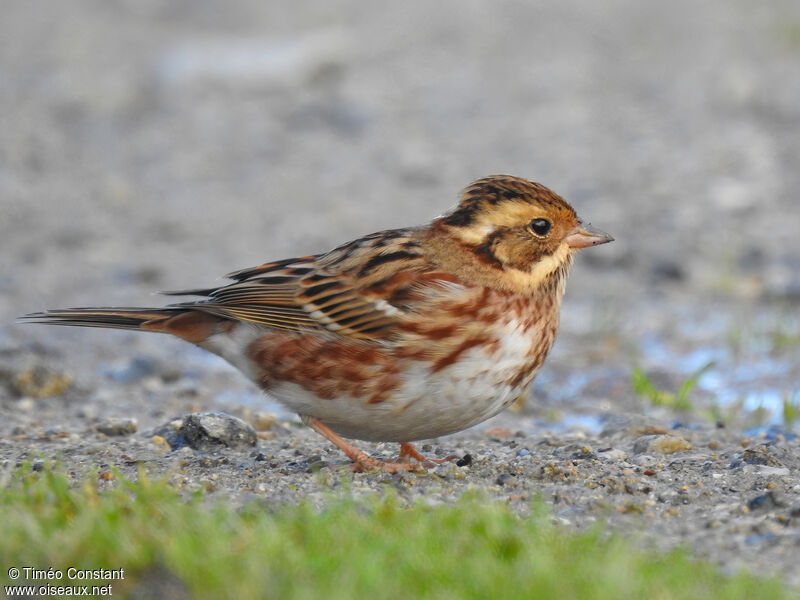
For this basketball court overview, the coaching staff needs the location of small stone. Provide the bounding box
[632,436,657,455]
[250,412,278,431]
[571,447,597,460]
[742,448,783,467]
[150,418,186,449]
[747,465,790,477]
[516,448,530,457]
[635,435,692,455]
[600,448,628,462]
[651,436,691,454]
[747,491,784,512]
[495,473,514,486]
[96,417,138,436]
[180,412,257,451]
[306,455,328,472]
[456,454,473,467]
[13,366,72,398]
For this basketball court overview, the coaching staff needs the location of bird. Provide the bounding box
[21,175,613,472]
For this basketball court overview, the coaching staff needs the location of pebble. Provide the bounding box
[179,412,257,451]
[96,417,138,436]
[12,365,72,398]
[633,435,692,455]
[632,436,657,455]
[247,411,278,431]
[744,465,791,477]
[599,448,628,462]
[651,436,692,454]
[747,491,784,512]
[741,448,783,467]
[456,454,473,467]
[495,473,515,486]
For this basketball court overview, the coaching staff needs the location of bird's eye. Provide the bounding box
[528,218,551,236]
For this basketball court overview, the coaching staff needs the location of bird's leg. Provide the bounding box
[304,417,423,472]
[398,443,457,465]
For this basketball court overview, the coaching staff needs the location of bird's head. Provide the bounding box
[432,175,613,292]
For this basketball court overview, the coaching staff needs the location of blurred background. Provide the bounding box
[2,0,799,431]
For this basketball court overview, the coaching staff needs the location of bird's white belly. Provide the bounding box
[266,320,543,442]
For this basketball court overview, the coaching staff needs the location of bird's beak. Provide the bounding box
[564,222,614,249]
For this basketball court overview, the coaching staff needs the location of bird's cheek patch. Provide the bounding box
[494,237,543,272]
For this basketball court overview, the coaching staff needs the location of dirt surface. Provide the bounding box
[2,0,800,589]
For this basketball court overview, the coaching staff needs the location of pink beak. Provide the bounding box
[564,222,614,249]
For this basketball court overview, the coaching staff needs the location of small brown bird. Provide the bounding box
[21,175,612,471]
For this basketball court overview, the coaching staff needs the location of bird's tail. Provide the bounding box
[18,307,180,330]
[18,307,223,343]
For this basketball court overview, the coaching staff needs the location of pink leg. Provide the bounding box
[398,443,456,465]
[305,418,426,472]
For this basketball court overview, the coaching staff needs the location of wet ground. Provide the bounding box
[2,0,800,590]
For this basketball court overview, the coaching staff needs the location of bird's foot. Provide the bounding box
[304,418,455,473]
[397,442,457,465]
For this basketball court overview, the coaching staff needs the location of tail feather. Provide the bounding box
[18,307,180,331]
[19,306,228,344]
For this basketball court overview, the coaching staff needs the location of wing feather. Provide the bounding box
[161,228,458,339]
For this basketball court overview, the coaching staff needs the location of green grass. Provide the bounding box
[783,391,800,428]
[631,362,714,412]
[0,468,789,600]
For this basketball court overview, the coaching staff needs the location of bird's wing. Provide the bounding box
[163,228,463,340]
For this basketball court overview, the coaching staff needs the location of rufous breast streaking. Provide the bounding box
[21,175,613,472]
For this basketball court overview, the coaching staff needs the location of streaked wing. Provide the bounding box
[163,228,457,340]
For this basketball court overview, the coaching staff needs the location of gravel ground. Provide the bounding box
[2,0,800,589]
